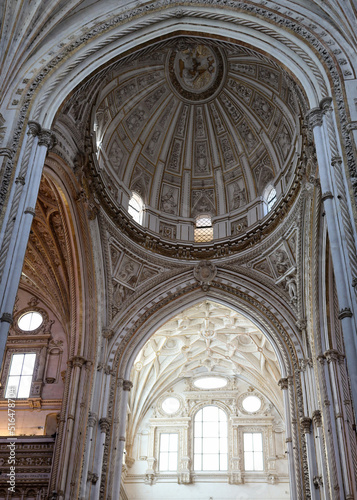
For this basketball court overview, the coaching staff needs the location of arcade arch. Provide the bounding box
[1,3,357,500]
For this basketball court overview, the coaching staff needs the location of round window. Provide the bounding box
[193,377,227,389]
[161,397,180,414]
[242,395,261,413]
[18,311,43,331]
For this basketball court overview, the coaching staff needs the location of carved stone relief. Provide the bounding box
[115,256,141,288]
[160,185,179,215]
[191,189,215,217]
[253,156,274,194]
[231,217,248,235]
[227,179,247,210]
[194,142,210,175]
[159,222,177,240]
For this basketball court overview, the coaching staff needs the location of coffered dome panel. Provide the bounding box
[92,38,304,242]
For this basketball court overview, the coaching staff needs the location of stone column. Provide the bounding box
[79,412,98,500]
[0,121,56,369]
[58,356,87,498]
[301,416,320,500]
[306,104,357,415]
[278,377,298,499]
[111,379,133,499]
[229,422,243,484]
[312,410,329,500]
[325,349,356,498]
[178,421,191,484]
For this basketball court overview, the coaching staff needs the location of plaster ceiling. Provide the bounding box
[129,300,283,439]
[94,39,302,222]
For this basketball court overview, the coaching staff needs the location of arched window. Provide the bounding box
[194,405,228,471]
[265,186,277,213]
[194,214,213,243]
[128,193,144,225]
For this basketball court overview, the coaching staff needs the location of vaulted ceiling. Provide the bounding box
[128,300,283,441]
[94,40,301,220]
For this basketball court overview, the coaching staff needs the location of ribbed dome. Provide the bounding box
[93,39,302,240]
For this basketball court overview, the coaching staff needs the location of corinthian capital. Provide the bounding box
[99,417,111,434]
[27,120,57,149]
[305,108,324,129]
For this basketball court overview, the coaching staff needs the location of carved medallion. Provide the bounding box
[194,261,217,290]
[168,42,225,102]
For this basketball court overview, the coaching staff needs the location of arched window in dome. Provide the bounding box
[194,214,213,243]
[128,193,144,225]
[194,405,228,471]
[265,186,277,213]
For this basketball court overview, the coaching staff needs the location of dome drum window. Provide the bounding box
[128,193,144,225]
[194,215,213,243]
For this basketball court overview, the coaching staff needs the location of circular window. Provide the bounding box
[194,377,227,389]
[18,311,43,331]
[161,397,180,414]
[242,395,261,413]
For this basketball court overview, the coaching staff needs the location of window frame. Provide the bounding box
[158,432,179,472]
[5,352,37,399]
[193,404,228,472]
[194,214,213,243]
[128,192,144,225]
[263,184,277,214]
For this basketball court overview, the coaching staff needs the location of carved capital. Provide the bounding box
[69,356,87,368]
[313,475,323,488]
[27,121,42,137]
[324,349,345,364]
[320,97,333,114]
[305,108,323,129]
[321,191,334,202]
[123,380,133,391]
[27,121,57,149]
[38,129,57,149]
[102,328,115,340]
[278,377,289,390]
[99,417,111,434]
[87,471,99,484]
[295,318,307,331]
[300,358,313,371]
[24,206,36,216]
[317,354,326,365]
[312,410,322,427]
[0,312,13,323]
[338,307,353,320]
[300,416,312,434]
[88,412,98,428]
